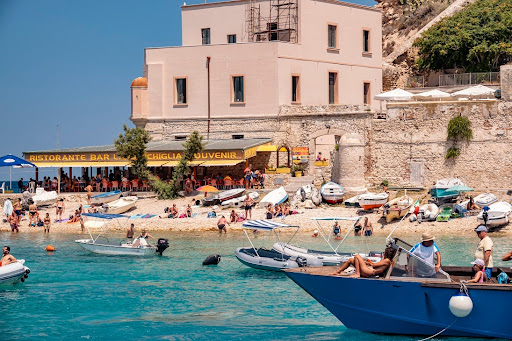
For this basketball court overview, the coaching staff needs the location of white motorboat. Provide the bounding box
[103,196,137,214]
[91,190,122,205]
[320,182,345,204]
[32,188,58,206]
[202,188,245,206]
[477,202,512,227]
[358,192,389,210]
[235,220,323,271]
[418,203,439,221]
[75,213,169,256]
[272,217,382,266]
[0,260,30,285]
[259,187,288,207]
[474,193,498,207]
[221,192,259,208]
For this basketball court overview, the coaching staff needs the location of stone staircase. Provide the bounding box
[283,175,315,193]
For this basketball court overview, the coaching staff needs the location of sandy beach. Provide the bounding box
[2,190,511,237]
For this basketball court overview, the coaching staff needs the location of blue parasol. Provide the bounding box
[0,154,36,191]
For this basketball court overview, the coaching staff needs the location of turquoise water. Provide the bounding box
[1,231,509,341]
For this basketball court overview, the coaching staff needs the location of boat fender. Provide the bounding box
[20,278,25,283]
[25,269,31,275]
[449,293,473,318]
[202,254,221,266]
[409,214,417,222]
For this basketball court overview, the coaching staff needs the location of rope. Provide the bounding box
[417,319,458,341]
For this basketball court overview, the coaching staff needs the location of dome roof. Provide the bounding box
[131,77,148,87]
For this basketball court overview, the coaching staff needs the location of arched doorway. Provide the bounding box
[276,145,291,168]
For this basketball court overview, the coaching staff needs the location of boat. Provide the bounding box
[284,237,512,338]
[357,192,388,210]
[235,219,323,271]
[102,196,137,214]
[290,185,321,206]
[383,195,413,222]
[221,192,259,208]
[320,182,345,204]
[75,213,169,256]
[91,190,122,205]
[0,260,30,285]
[202,188,245,206]
[430,178,465,204]
[32,189,58,206]
[272,217,382,266]
[344,195,361,208]
[258,187,288,207]
[418,203,439,221]
[474,192,498,207]
[476,201,512,227]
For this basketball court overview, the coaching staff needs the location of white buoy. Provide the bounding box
[449,293,473,317]
[409,214,417,222]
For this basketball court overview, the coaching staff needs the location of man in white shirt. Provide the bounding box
[409,233,442,278]
[475,225,493,279]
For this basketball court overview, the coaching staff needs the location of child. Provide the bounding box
[44,213,51,233]
[8,211,19,233]
[466,259,488,283]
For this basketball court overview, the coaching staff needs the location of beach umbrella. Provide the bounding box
[0,154,36,191]
[446,185,473,193]
[415,89,451,99]
[197,185,219,197]
[374,88,414,101]
[452,85,496,98]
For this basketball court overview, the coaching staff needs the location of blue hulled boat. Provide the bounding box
[90,190,122,205]
[285,238,512,338]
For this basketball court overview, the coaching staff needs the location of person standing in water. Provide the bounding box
[126,223,135,239]
[217,216,229,234]
[43,213,51,233]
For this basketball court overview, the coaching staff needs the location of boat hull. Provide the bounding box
[259,187,288,207]
[75,239,157,256]
[285,271,511,338]
[320,182,345,204]
[91,191,122,205]
[235,247,299,271]
[0,260,30,285]
[103,197,137,214]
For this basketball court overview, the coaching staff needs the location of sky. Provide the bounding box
[0,0,376,182]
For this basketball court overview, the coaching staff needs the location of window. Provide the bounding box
[227,34,236,43]
[267,22,278,41]
[232,134,244,139]
[174,135,187,141]
[175,78,187,104]
[202,28,210,45]
[328,72,338,104]
[232,76,244,103]
[364,82,371,105]
[363,30,370,53]
[292,75,300,103]
[328,24,337,49]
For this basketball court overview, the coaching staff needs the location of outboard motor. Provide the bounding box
[156,238,169,255]
[202,254,221,266]
[296,256,308,267]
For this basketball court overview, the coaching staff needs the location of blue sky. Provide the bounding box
[0,0,376,182]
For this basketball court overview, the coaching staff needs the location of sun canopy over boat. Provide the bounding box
[242,220,298,231]
[82,213,128,220]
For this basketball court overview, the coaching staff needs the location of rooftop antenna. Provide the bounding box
[56,124,60,148]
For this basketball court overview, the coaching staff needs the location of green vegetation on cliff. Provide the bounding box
[415,0,512,71]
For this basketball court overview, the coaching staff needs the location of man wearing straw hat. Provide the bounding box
[409,233,442,278]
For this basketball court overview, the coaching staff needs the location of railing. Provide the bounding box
[439,72,500,87]
[406,75,425,88]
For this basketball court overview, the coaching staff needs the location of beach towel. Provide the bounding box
[237,217,246,222]
[143,214,156,219]
[192,213,199,218]
[179,214,187,218]
[130,214,143,219]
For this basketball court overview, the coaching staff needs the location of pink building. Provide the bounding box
[131,0,382,126]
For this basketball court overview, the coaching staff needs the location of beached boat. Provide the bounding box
[91,190,122,205]
[357,192,388,210]
[320,182,345,204]
[285,238,512,338]
[418,203,439,221]
[291,185,321,206]
[0,260,30,285]
[102,196,137,214]
[32,189,58,206]
[235,220,323,271]
[474,192,498,207]
[202,188,245,206]
[75,213,169,256]
[259,187,288,207]
[221,192,259,208]
[430,178,464,204]
[344,195,361,208]
[476,201,512,227]
[383,195,413,222]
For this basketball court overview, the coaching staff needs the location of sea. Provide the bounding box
[1,231,509,341]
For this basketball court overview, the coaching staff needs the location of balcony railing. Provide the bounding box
[439,72,500,87]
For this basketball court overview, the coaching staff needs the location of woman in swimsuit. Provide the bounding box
[266,204,274,220]
[139,229,154,239]
[186,204,192,218]
[55,199,65,222]
[331,246,397,278]
[230,210,239,223]
[13,199,22,225]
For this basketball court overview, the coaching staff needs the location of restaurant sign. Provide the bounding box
[292,147,309,163]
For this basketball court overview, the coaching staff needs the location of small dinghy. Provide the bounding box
[358,192,389,210]
[418,203,439,221]
[32,189,58,206]
[477,202,512,227]
[202,188,245,206]
[291,185,321,206]
[259,187,288,207]
[102,196,137,214]
[91,190,122,205]
[321,182,345,204]
[235,220,323,271]
[383,195,413,222]
[474,193,498,207]
[221,192,259,208]
[0,260,30,285]
[344,195,361,207]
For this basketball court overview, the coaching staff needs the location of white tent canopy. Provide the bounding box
[374,88,414,101]
[452,85,496,97]
[415,89,451,98]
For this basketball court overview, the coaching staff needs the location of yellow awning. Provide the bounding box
[147,161,179,167]
[198,160,244,166]
[257,145,278,152]
[33,161,130,168]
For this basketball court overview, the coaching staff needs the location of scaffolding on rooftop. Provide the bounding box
[245,0,298,43]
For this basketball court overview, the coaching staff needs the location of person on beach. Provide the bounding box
[18,178,24,192]
[466,196,480,211]
[8,212,19,233]
[28,203,38,227]
[243,195,254,220]
[186,204,192,218]
[283,203,290,216]
[331,246,396,278]
[363,220,374,237]
[43,213,51,233]
[185,178,193,195]
[170,204,178,218]
[13,198,22,225]
[126,223,135,239]
[266,204,274,219]
[464,259,488,283]
[85,184,93,205]
[409,233,441,278]
[217,216,229,233]
[55,199,65,222]
[0,246,17,266]
[474,225,493,279]
[332,222,340,238]
[230,210,239,223]
[275,204,282,217]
